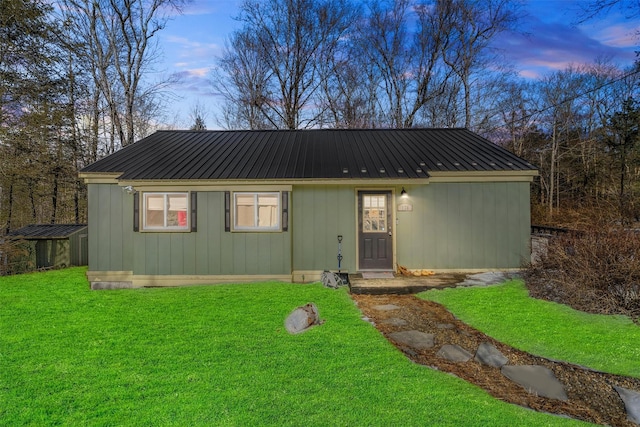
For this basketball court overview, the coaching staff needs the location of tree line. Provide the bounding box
[214,0,640,223]
[0,0,186,234]
[1,0,639,237]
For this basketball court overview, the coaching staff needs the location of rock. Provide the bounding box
[614,386,640,424]
[382,317,408,326]
[459,330,474,338]
[475,341,509,368]
[388,330,435,350]
[361,316,374,325]
[285,303,322,334]
[436,323,455,329]
[458,272,512,287]
[373,304,401,311]
[501,365,568,401]
[436,344,473,362]
[90,281,133,290]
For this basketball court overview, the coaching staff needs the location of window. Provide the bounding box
[233,192,280,231]
[362,194,386,233]
[143,192,189,231]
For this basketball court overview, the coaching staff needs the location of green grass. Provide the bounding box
[420,280,640,378]
[0,268,589,426]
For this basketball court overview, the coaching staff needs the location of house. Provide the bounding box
[78,129,537,289]
[5,224,88,272]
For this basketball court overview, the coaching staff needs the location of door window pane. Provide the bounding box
[362,195,386,233]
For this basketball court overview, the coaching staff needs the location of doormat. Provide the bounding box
[362,272,395,279]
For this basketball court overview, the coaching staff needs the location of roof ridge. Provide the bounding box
[155,128,469,133]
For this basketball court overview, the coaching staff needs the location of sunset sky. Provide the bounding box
[156,0,639,128]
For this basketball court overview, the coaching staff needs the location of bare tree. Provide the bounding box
[60,0,188,149]
[442,0,523,129]
[188,100,208,130]
[404,0,457,127]
[579,0,640,22]
[493,80,538,157]
[217,0,358,129]
[533,67,589,215]
[319,49,382,128]
[608,97,640,219]
[355,0,458,128]
[359,0,412,128]
[212,31,273,129]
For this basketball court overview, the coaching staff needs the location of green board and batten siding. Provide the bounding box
[88,180,530,282]
[396,182,531,269]
[292,185,357,274]
[88,185,290,277]
[290,181,530,273]
[88,183,133,272]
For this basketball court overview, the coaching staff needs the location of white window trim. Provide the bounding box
[142,192,190,232]
[232,191,281,232]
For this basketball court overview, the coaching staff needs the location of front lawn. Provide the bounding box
[420,280,640,378]
[0,268,587,426]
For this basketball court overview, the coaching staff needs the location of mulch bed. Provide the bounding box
[351,293,640,426]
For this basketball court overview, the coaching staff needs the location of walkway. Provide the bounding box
[349,271,513,294]
[352,292,640,426]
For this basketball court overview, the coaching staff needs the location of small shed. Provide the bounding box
[6,224,88,270]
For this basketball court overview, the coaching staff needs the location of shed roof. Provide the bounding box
[80,128,537,180]
[7,224,88,239]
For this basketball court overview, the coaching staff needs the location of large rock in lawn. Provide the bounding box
[436,344,473,362]
[474,341,509,368]
[285,303,322,334]
[501,365,568,401]
[388,330,435,350]
[614,386,640,424]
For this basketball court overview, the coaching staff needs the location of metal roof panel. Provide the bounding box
[80,129,537,180]
[7,224,88,239]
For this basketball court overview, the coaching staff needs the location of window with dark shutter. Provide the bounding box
[224,191,231,232]
[190,192,197,232]
[133,192,140,232]
[135,192,193,232]
[282,191,288,232]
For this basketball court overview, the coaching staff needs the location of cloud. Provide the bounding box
[184,67,210,77]
[162,0,235,18]
[494,16,637,78]
[594,23,638,48]
[180,0,241,16]
[164,35,223,59]
[169,68,221,97]
[518,69,543,79]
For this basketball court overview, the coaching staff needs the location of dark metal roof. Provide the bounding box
[80,129,537,180]
[7,224,88,239]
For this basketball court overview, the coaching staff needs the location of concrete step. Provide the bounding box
[349,273,467,295]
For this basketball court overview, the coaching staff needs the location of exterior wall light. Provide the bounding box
[401,187,407,197]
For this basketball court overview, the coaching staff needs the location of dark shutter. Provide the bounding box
[224,191,231,232]
[190,192,197,232]
[133,192,140,232]
[282,191,288,232]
